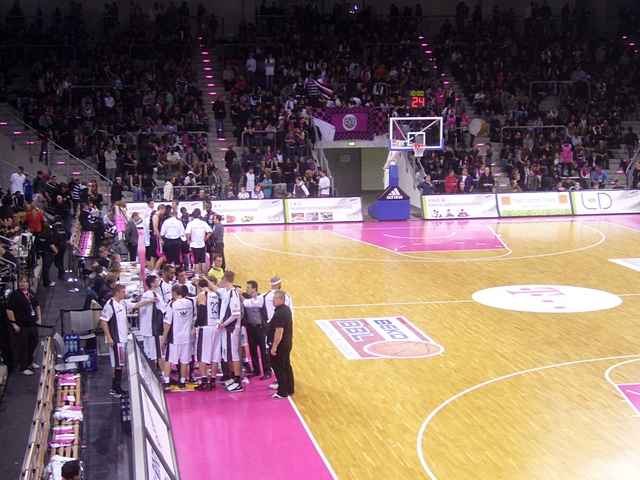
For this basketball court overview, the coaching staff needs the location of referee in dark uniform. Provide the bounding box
[212,215,225,269]
[268,290,294,399]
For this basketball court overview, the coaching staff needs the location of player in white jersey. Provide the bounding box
[194,277,221,391]
[217,271,244,392]
[185,208,212,274]
[138,275,166,368]
[100,284,156,397]
[157,265,176,304]
[161,284,196,389]
[175,267,196,296]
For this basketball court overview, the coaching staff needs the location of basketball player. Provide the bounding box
[194,278,221,391]
[217,271,244,392]
[185,208,212,274]
[158,265,175,304]
[138,275,166,368]
[100,284,155,397]
[161,285,196,389]
[175,267,196,296]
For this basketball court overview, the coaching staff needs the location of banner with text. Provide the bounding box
[285,197,363,223]
[571,190,640,215]
[422,194,498,219]
[497,192,572,217]
[209,199,285,225]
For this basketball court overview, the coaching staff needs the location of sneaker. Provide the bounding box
[195,382,213,392]
[47,282,56,287]
[272,393,287,399]
[268,382,279,390]
[31,362,40,369]
[21,369,35,376]
[223,378,235,387]
[178,382,186,389]
[163,383,172,392]
[226,382,244,393]
[109,389,123,398]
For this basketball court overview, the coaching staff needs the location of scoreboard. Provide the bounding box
[409,90,426,108]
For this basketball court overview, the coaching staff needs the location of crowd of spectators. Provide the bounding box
[8,3,216,201]
[6,1,640,203]
[432,1,640,193]
[215,3,464,197]
[232,1,640,195]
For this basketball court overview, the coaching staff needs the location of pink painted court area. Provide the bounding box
[331,221,504,252]
[228,220,506,253]
[617,384,640,414]
[166,380,334,480]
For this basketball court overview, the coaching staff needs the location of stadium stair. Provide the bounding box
[196,39,231,193]
[0,102,111,192]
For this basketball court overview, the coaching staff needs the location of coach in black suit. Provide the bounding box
[268,290,294,399]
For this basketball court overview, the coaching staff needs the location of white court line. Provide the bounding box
[296,299,474,310]
[329,230,417,259]
[232,222,605,264]
[603,358,640,416]
[416,353,640,480]
[294,293,640,310]
[383,232,456,240]
[332,230,509,258]
[486,225,512,255]
[288,397,339,480]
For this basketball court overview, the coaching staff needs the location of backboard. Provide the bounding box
[389,116,444,151]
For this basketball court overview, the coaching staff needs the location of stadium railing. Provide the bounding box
[19,337,56,480]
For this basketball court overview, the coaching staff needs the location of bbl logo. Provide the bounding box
[316,316,443,360]
[342,114,358,131]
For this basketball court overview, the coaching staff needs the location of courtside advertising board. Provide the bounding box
[571,190,640,215]
[422,194,499,220]
[209,199,285,225]
[497,192,572,217]
[284,197,363,223]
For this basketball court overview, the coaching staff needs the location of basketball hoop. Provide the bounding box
[412,143,426,158]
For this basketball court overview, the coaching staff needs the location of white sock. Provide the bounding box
[180,377,186,383]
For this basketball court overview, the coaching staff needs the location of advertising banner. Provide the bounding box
[316,316,443,360]
[497,192,572,217]
[284,197,363,223]
[209,199,285,225]
[422,194,499,219]
[571,190,640,215]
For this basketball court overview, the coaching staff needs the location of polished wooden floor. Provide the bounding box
[226,217,640,480]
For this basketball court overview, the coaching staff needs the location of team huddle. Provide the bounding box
[99,265,295,400]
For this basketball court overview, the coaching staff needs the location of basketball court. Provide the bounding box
[166,214,640,479]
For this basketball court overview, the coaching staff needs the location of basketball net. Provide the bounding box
[412,143,426,158]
